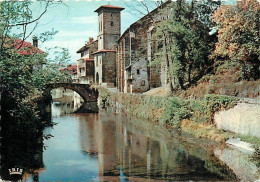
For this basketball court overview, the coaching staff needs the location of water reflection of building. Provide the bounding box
[79,113,120,180]
[78,112,237,181]
[51,88,83,113]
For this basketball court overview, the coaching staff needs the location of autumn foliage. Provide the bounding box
[212,0,260,79]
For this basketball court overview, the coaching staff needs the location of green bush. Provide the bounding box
[188,99,210,123]
[100,88,239,128]
[161,97,190,127]
[188,94,238,124]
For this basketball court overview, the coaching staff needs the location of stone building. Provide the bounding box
[60,64,78,82]
[116,2,171,93]
[76,38,97,84]
[76,3,171,91]
[93,5,124,87]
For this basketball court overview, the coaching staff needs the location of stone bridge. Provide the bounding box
[45,83,98,102]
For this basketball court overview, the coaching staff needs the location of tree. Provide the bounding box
[192,0,221,29]
[124,0,166,19]
[212,0,260,79]
[152,0,211,91]
[0,1,70,128]
[0,1,50,52]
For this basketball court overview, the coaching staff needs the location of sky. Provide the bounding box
[25,1,142,64]
[20,0,237,65]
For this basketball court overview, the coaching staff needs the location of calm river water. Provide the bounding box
[20,101,239,181]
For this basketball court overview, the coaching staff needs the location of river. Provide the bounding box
[8,99,239,182]
[0,93,258,181]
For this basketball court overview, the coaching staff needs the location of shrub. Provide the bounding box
[161,97,190,127]
[188,94,238,124]
[100,88,239,128]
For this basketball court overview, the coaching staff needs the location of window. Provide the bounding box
[111,21,114,26]
[137,69,140,75]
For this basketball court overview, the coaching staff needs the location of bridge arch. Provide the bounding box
[45,83,98,102]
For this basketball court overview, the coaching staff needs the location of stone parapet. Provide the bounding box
[214,100,260,138]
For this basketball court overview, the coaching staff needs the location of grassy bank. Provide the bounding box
[99,88,248,142]
[100,87,260,151]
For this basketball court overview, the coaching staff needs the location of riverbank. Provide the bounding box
[99,87,260,148]
[21,102,240,181]
[98,87,260,181]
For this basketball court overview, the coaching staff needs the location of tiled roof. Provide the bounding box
[60,64,77,74]
[84,58,94,61]
[76,40,97,53]
[86,39,98,47]
[66,65,77,70]
[14,39,43,55]
[92,49,116,55]
[94,5,124,12]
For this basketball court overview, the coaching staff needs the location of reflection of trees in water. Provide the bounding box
[78,111,238,181]
[116,138,236,181]
[1,104,53,181]
[115,117,237,181]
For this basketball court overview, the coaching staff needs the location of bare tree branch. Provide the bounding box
[16,24,28,50]
[124,1,159,18]
[7,1,49,27]
[24,22,38,41]
[141,1,151,14]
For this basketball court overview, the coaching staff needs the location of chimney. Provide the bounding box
[89,37,93,43]
[33,36,38,47]
[237,0,243,7]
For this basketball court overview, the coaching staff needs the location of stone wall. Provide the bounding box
[104,12,121,49]
[116,34,127,92]
[131,58,149,93]
[115,2,172,93]
[98,10,121,50]
[103,11,121,34]
[88,40,98,58]
[102,52,116,85]
[214,101,260,138]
